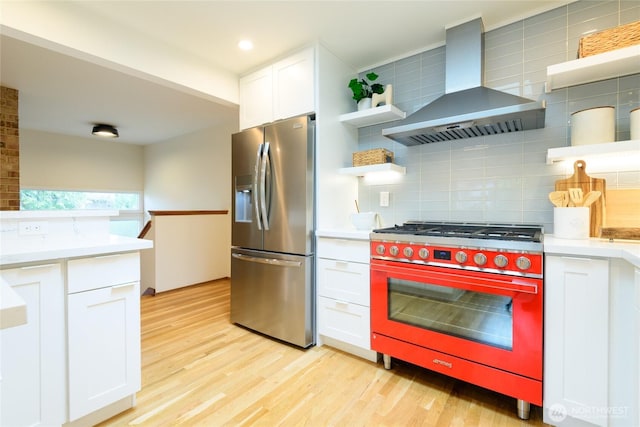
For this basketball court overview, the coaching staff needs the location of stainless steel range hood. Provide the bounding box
[382,18,545,146]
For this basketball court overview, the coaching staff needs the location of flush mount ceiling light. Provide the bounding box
[92,124,119,138]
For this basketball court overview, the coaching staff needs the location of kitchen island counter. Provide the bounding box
[544,235,640,268]
[0,235,153,266]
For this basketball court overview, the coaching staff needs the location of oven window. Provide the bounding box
[388,278,513,350]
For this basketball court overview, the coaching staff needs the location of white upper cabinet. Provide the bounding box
[239,47,315,130]
[273,48,315,121]
[239,66,273,130]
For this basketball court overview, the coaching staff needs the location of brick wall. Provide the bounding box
[0,86,20,210]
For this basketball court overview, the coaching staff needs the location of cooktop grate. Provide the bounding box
[373,221,543,243]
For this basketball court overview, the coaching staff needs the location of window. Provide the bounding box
[20,189,144,238]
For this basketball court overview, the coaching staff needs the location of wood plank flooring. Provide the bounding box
[99,279,548,426]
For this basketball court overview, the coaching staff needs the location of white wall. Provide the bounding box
[20,129,144,191]
[315,44,359,230]
[152,214,230,292]
[143,121,238,213]
[142,122,237,285]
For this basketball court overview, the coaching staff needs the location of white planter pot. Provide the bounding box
[357,98,372,111]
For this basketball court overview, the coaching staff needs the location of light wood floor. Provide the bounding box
[99,279,548,426]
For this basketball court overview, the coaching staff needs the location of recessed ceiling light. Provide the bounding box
[238,40,253,51]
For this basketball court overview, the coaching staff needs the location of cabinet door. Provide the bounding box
[67,282,141,421]
[273,48,315,121]
[239,65,273,130]
[318,258,369,305]
[0,264,65,427]
[317,238,369,263]
[68,252,140,293]
[318,296,370,349]
[544,256,609,427]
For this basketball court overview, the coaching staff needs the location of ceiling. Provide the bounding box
[0,1,570,145]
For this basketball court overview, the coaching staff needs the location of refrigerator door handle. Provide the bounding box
[253,143,263,230]
[259,141,270,230]
[232,252,302,268]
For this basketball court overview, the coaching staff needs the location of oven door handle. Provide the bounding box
[371,263,539,294]
[466,279,538,295]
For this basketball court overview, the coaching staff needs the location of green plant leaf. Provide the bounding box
[366,72,379,82]
[371,83,384,94]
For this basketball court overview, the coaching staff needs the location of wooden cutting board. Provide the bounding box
[604,189,640,227]
[600,189,640,240]
[554,160,606,237]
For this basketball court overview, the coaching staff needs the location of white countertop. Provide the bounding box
[316,229,371,240]
[544,235,640,268]
[0,235,153,266]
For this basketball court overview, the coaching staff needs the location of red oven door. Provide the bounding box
[370,258,543,381]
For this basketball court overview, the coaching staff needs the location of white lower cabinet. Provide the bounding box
[317,237,376,361]
[318,296,370,349]
[545,255,609,427]
[67,253,141,422]
[545,255,640,427]
[0,263,66,427]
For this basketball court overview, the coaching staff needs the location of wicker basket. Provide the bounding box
[578,20,640,58]
[352,148,394,167]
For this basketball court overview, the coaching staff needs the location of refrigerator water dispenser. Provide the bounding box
[235,175,252,223]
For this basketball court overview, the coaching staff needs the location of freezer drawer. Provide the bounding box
[230,248,314,348]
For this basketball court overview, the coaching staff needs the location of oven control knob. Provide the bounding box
[375,244,386,255]
[418,248,429,259]
[516,256,532,271]
[494,254,509,268]
[389,246,399,257]
[455,251,467,263]
[403,247,414,258]
[474,253,487,266]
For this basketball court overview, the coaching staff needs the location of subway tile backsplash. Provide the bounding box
[355,0,640,233]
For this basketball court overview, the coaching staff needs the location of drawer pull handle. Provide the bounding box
[335,301,349,311]
[20,263,58,270]
[326,268,360,275]
[112,282,136,291]
[94,254,124,260]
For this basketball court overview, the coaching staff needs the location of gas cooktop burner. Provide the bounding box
[371,221,543,251]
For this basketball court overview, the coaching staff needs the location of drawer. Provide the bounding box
[317,259,369,306]
[317,238,369,263]
[318,296,371,350]
[67,252,140,294]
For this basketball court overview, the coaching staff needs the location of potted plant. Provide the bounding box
[348,72,384,110]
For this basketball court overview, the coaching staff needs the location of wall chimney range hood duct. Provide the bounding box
[382,18,545,146]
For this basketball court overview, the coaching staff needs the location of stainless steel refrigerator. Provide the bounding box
[231,114,315,348]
